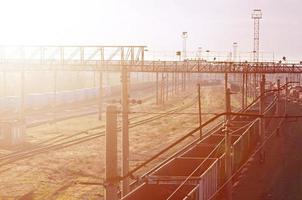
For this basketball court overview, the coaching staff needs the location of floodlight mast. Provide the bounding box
[252,9,262,62]
[181,32,188,60]
[233,42,238,62]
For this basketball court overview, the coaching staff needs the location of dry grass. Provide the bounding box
[0,85,241,199]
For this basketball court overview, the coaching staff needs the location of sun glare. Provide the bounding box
[0,0,84,45]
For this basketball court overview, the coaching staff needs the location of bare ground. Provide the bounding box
[0,85,241,199]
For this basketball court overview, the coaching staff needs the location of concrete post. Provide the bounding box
[177,72,179,95]
[2,71,6,98]
[53,67,57,123]
[105,105,119,200]
[198,84,202,138]
[156,72,159,105]
[245,73,248,107]
[121,66,130,195]
[277,79,280,115]
[285,77,288,114]
[253,74,257,100]
[99,72,103,121]
[184,72,186,91]
[225,73,228,120]
[161,73,164,104]
[242,73,245,110]
[20,67,25,121]
[172,72,175,95]
[182,73,185,92]
[166,73,169,101]
[225,88,232,200]
[259,74,265,163]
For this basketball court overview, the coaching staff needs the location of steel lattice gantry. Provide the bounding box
[0,45,302,74]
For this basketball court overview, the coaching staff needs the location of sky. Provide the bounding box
[0,0,301,60]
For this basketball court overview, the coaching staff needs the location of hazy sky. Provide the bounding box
[0,0,301,60]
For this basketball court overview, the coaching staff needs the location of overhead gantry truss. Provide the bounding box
[0,45,145,71]
[0,45,301,73]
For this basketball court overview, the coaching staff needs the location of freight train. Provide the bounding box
[0,82,156,113]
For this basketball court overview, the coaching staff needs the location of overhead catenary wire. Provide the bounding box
[120,82,298,198]
[207,113,285,200]
[143,81,296,198]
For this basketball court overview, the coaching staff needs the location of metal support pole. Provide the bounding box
[99,72,103,121]
[53,67,57,124]
[245,73,248,107]
[225,73,228,95]
[259,74,265,163]
[225,73,228,121]
[162,74,165,104]
[277,79,280,115]
[285,77,288,114]
[184,73,186,91]
[166,73,169,101]
[2,71,6,98]
[161,73,164,104]
[105,105,119,200]
[121,65,130,196]
[181,73,183,92]
[242,73,245,110]
[20,67,25,121]
[226,88,231,122]
[176,73,179,94]
[198,84,202,138]
[0,70,6,113]
[253,74,257,99]
[172,72,175,95]
[156,72,159,105]
[182,73,185,92]
[176,72,178,95]
[225,88,232,200]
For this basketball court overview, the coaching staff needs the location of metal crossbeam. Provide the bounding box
[0,45,301,73]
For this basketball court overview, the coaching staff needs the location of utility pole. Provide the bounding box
[233,42,238,85]
[53,66,58,124]
[105,105,119,200]
[245,73,248,107]
[242,73,245,110]
[175,72,178,95]
[19,47,25,122]
[121,50,130,196]
[161,73,165,104]
[156,72,159,105]
[259,74,266,163]
[285,77,288,114]
[166,73,169,101]
[183,72,186,92]
[198,84,202,138]
[20,66,25,122]
[99,72,103,120]
[277,79,281,115]
[224,88,232,200]
[225,73,229,120]
[172,71,175,95]
[2,70,6,99]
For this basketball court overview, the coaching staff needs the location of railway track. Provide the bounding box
[121,93,284,200]
[0,93,198,167]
